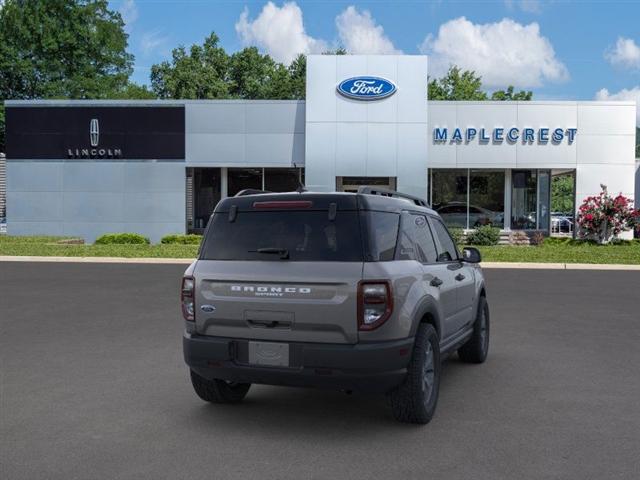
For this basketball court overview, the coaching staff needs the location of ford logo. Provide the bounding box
[200,305,216,313]
[337,76,397,101]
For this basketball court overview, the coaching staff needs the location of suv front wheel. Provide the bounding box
[458,296,490,364]
[388,323,441,424]
[190,370,251,404]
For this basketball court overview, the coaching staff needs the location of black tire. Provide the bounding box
[190,370,251,404]
[388,324,441,424]
[458,296,490,364]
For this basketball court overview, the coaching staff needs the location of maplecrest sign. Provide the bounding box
[433,127,577,144]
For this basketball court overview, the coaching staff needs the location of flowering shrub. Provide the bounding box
[577,185,639,244]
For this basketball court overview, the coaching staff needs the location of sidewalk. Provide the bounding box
[2,255,640,270]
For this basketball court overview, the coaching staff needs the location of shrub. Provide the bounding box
[466,225,500,246]
[509,231,529,246]
[160,234,202,245]
[94,233,150,245]
[577,184,639,244]
[530,231,545,246]
[448,228,464,245]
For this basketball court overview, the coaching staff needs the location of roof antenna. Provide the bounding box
[293,162,307,193]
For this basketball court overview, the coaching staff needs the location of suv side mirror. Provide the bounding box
[462,247,481,264]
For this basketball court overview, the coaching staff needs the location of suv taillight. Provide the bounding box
[358,281,393,331]
[181,276,195,321]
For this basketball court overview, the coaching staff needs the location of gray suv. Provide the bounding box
[182,188,489,424]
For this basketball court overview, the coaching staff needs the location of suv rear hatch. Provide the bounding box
[194,195,364,344]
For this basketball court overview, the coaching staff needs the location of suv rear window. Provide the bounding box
[200,211,363,262]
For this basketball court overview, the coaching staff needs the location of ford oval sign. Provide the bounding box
[337,76,397,101]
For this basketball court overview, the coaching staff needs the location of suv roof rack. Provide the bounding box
[234,189,272,197]
[357,186,430,208]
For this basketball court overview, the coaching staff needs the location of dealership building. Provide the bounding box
[3,55,638,242]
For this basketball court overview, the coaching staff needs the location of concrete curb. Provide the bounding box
[481,262,640,270]
[1,256,640,270]
[0,255,193,264]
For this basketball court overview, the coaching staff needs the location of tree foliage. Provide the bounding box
[428,66,533,101]
[491,86,533,101]
[551,174,575,213]
[150,33,307,100]
[0,0,141,151]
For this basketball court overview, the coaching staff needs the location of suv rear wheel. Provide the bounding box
[388,323,441,424]
[190,370,251,404]
[458,296,490,363]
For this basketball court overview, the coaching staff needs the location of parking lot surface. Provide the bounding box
[2,262,639,480]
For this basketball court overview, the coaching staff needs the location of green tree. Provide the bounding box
[428,67,488,101]
[428,66,533,102]
[288,54,306,100]
[491,86,533,101]
[150,33,309,100]
[551,174,575,213]
[150,33,230,99]
[0,0,137,151]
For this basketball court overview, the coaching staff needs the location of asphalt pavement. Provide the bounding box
[1,262,639,480]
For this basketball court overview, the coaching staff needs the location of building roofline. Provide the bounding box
[427,100,637,106]
[3,99,305,107]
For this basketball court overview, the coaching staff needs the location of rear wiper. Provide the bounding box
[249,247,290,259]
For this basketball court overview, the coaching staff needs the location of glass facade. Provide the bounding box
[264,168,303,192]
[429,169,505,229]
[429,168,552,231]
[429,170,468,228]
[469,170,505,228]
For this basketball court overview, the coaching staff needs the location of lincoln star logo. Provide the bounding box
[90,118,99,147]
[231,285,311,297]
[337,76,397,100]
[67,117,122,159]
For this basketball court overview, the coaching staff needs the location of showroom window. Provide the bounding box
[429,169,468,228]
[511,170,551,231]
[264,168,304,192]
[228,168,263,196]
[228,167,304,196]
[429,169,505,230]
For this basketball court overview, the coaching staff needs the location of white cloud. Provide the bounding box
[605,37,640,70]
[335,6,401,55]
[140,30,167,56]
[595,87,640,125]
[504,0,542,14]
[235,1,327,64]
[119,0,138,33]
[420,17,568,89]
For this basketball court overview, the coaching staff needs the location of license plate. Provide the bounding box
[248,341,289,367]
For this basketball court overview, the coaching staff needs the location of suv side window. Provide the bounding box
[396,213,438,263]
[430,217,459,262]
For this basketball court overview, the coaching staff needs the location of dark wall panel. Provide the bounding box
[6,106,185,160]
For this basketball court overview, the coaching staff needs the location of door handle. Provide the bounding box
[430,277,443,287]
[455,273,466,281]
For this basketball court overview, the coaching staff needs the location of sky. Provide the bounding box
[112,0,640,124]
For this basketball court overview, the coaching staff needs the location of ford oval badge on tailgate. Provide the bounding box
[337,76,397,101]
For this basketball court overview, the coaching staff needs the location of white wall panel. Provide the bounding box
[304,123,336,191]
[576,135,636,165]
[578,104,636,135]
[306,56,336,122]
[335,123,367,176]
[366,124,397,176]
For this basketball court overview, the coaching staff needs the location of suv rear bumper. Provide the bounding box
[184,333,414,393]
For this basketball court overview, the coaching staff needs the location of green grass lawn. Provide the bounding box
[0,236,199,258]
[476,242,640,264]
[1,235,639,264]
